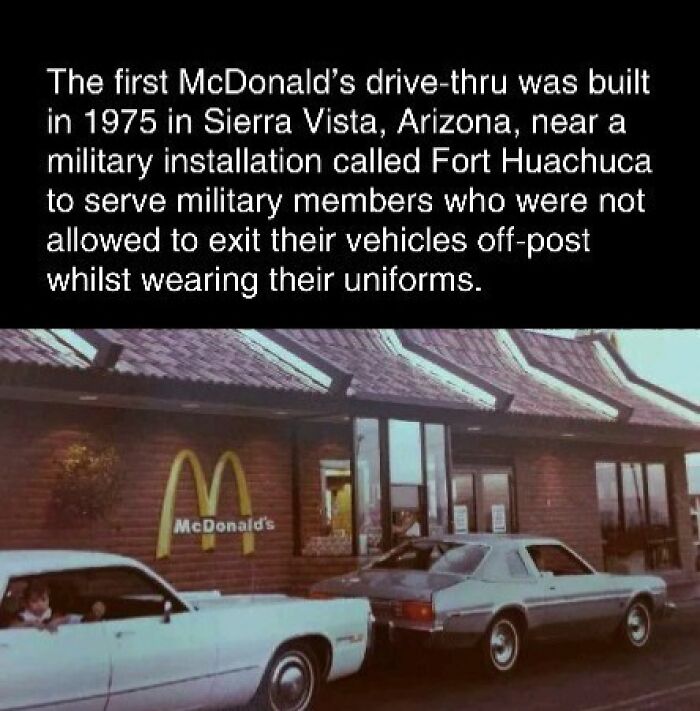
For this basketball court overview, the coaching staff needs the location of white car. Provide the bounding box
[0,550,371,711]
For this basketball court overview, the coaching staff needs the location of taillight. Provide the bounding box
[392,600,434,622]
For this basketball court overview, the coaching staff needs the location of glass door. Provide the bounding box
[451,464,515,534]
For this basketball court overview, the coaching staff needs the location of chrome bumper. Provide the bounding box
[369,619,445,649]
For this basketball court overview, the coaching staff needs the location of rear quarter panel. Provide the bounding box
[437,579,534,647]
[207,596,370,706]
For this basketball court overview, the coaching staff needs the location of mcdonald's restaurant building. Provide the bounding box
[1,329,698,595]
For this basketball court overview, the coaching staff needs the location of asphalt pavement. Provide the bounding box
[318,601,700,710]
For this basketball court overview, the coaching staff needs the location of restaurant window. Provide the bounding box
[351,419,450,553]
[386,420,450,547]
[451,464,515,534]
[301,459,353,557]
[389,420,424,546]
[355,418,383,555]
[595,462,678,573]
[425,424,449,536]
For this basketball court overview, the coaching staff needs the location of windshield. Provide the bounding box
[370,541,489,575]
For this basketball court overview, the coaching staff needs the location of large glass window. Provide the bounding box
[646,464,671,528]
[389,420,424,546]
[389,420,422,484]
[596,462,619,540]
[355,418,383,555]
[425,424,449,536]
[595,462,678,573]
[622,463,646,531]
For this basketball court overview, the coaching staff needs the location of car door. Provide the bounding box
[526,544,622,639]
[0,575,110,711]
[83,566,217,711]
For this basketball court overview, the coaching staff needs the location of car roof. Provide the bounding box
[0,550,138,577]
[413,534,561,547]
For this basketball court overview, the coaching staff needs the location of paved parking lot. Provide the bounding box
[318,602,700,710]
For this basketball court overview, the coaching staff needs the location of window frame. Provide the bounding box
[350,417,451,554]
[595,460,679,572]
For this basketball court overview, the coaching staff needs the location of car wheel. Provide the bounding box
[251,643,318,711]
[618,599,652,650]
[482,615,521,674]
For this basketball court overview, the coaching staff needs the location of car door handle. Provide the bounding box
[114,630,135,639]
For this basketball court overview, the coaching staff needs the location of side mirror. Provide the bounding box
[163,599,172,624]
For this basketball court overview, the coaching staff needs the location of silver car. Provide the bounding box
[310,534,676,674]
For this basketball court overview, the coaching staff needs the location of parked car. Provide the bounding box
[310,534,675,674]
[0,550,371,711]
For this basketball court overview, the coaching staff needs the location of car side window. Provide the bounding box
[0,572,87,629]
[0,567,187,628]
[527,545,592,576]
[81,567,188,621]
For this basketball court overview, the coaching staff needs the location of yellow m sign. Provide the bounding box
[156,449,254,558]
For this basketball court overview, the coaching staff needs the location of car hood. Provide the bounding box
[311,568,462,602]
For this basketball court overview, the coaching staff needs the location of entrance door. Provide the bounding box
[451,465,515,534]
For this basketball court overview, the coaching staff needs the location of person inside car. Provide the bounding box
[11,579,105,632]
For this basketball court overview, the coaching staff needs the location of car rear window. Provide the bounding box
[371,542,489,574]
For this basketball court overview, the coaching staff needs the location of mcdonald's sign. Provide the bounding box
[156,449,271,559]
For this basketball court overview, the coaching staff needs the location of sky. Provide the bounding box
[547,329,700,492]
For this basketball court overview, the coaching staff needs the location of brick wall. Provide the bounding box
[0,401,298,594]
[452,434,696,576]
[2,400,694,597]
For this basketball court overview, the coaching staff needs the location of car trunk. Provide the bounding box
[319,568,461,603]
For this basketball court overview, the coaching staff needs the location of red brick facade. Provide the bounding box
[0,402,696,597]
[452,434,695,576]
[0,401,297,594]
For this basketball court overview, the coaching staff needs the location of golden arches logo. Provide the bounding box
[156,449,254,558]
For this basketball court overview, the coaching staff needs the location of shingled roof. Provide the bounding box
[0,329,326,394]
[0,329,697,433]
[517,330,698,429]
[0,329,90,370]
[95,329,325,392]
[272,329,489,409]
[399,329,607,420]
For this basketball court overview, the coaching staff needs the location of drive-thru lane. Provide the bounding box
[319,603,700,710]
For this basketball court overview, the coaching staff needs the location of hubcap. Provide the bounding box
[627,604,650,646]
[269,651,314,711]
[490,619,518,670]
